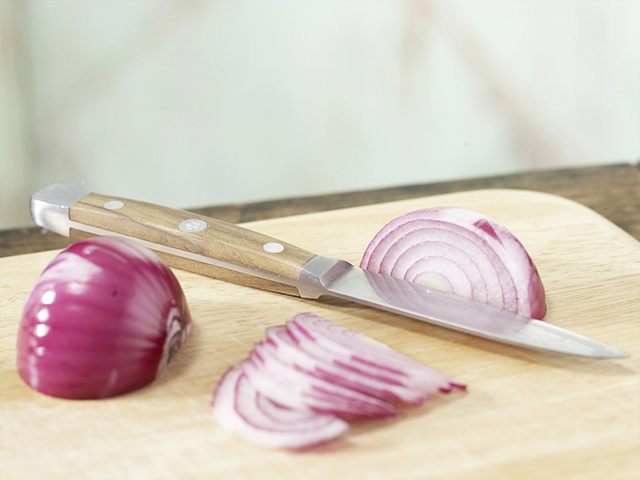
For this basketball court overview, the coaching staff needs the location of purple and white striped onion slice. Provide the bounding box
[211,314,466,449]
[265,325,427,406]
[211,367,348,449]
[289,313,466,393]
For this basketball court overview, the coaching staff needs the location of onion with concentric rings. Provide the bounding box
[360,207,546,319]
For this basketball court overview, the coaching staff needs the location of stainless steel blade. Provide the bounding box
[299,256,628,358]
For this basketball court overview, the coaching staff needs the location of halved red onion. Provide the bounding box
[360,207,546,319]
[211,367,348,449]
[16,237,192,399]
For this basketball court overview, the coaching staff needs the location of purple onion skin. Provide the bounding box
[16,237,192,400]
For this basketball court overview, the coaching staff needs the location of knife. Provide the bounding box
[30,182,627,358]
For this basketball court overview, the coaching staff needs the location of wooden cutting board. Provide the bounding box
[1,189,638,480]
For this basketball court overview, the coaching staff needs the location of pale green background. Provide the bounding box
[1,0,639,230]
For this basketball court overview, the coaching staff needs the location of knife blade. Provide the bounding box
[30,182,628,358]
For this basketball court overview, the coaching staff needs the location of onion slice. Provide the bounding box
[211,367,349,449]
[360,207,546,319]
[265,325,427,406]
[288,313,466,394]
[242,343,399,419]
[211,313,466,448]
[16,237,192,399]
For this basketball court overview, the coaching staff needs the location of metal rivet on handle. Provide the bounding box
[263,242,284,253]
[104,200,124,210]
[178,219,207,233]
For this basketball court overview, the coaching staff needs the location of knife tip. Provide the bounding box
[594,347,629,359]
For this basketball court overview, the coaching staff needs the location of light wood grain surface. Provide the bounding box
[1,189,638,480]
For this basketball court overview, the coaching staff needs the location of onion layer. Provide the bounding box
[266,325,427,406]
[16,237,192,399]
[243,342,399,419]
[287,313,466,394]
[211,367,349,449]
[211,313,465,449]
[360,207,546,319]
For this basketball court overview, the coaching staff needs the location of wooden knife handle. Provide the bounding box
[69,193,317,296]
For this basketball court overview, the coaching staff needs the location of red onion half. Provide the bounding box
[211,313,465,449]
[360,207,546,319]
[17,237,192,399]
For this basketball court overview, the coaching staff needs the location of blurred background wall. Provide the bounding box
[1,0,639,230]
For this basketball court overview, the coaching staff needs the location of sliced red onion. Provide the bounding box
[16,237,192,399]
[211,367,348,449]
[266,326,428,406]
[242,343,398,419]
[289,313,465,393]
[211,314,465,448]
[360,207,546,319]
